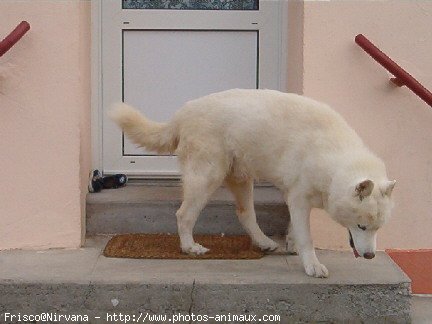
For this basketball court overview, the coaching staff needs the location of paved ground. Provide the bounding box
[0,235,409,286]
[411,295,432,323]
[387,249,432,294]
[0,236,419,322]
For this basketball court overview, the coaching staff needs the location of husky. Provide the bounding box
[110,89,395,278]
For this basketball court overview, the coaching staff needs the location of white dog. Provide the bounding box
[110,89,395,278]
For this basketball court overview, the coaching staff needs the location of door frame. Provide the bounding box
[91,0,288,178]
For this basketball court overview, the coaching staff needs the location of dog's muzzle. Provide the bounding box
[348,230,376,259]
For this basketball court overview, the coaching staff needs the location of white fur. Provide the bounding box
[110,89,395,278]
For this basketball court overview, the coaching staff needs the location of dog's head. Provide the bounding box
[328,178,396,259]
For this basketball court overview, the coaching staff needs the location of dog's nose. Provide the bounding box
[363,252,375,259]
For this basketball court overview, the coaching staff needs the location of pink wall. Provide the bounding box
[287,0,304,95]
[298,1,432,250]
[0,1,91,249]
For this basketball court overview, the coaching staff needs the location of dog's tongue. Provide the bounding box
[352,247,360,258]
[348,230,360,258]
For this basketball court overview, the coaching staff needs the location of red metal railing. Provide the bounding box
[0,21,30,58]
[355,34,432,107]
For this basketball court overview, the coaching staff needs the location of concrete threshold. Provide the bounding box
[0,236,411,323]
[86,184,289,236]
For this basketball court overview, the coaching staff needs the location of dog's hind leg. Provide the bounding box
[176,161,225,255]
[286,221,297,255]
[225,177,279,251]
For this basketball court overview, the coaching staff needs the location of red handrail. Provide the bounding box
[355,34,432,107]
[0,21,30,58]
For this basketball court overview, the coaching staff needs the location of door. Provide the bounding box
[98,0,287,177]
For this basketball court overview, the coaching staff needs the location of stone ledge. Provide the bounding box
[86,185,289,236]
[0,236,411,323]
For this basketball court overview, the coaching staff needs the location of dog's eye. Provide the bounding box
[357,224,367,231]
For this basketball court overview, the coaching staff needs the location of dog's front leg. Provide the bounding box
[286,194,329,278]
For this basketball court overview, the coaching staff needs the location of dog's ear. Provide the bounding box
[381,180,396,197]
[355,179,374,201]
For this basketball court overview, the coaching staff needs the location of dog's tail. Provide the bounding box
[109,102,178,154]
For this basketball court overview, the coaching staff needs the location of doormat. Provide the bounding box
[103,234,264,260]
[386,249,432,294]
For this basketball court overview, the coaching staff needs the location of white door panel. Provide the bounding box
[123,30,258,155]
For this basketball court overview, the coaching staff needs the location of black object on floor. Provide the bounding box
[88,170,103,193]
[102,174,128,189]
[88,170,127,192]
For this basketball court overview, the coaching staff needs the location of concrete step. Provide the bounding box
[86,184,289,236]
[0,236,411,323]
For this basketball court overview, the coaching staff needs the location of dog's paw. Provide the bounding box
[256,237,279,252]
[304,262,329,278]
[182,243,209,255]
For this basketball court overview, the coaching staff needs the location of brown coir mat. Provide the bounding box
[103,234,264,260]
